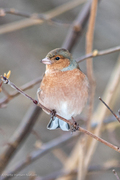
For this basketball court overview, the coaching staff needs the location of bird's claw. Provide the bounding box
[50,109,56,121]
[71,117,79,132]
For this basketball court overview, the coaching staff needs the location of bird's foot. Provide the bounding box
[50,109,56,121]
[71,117,79,132]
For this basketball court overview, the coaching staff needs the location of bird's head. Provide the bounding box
[41,48,77,72]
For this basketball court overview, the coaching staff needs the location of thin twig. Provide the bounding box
[0,76,42,108]
[76,46,120,63]
[99,97,120,123]
[1,76,38,104]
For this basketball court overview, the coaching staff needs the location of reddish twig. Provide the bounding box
[1,76,38,104]
[1,76,120,155]
[0,76,42,108]
[99,97,120,123]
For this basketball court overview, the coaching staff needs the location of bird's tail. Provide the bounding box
[47,116,70,131]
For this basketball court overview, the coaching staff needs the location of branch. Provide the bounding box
[1,76,120,154]
[86,0,97,130]
[76,46,120,63]
[0,0,86,34]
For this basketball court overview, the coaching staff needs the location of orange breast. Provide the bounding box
[38,69,89,119]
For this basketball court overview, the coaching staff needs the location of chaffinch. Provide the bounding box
[37,48,89,131]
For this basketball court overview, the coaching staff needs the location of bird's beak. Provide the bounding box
[40,57,52,65]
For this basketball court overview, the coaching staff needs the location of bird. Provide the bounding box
[37,48,89,131]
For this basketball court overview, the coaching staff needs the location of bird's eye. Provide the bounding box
[55,57,60,60]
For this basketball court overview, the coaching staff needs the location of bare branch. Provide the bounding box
[0,76,42,108]
[76,46,120,63]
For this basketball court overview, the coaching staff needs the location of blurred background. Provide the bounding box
[0,0,120,179]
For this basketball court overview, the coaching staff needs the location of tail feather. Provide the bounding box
[59,119,70,131]
[47,117,70,131]
[47,116,59,130]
